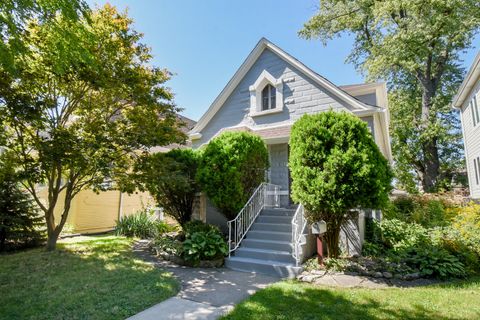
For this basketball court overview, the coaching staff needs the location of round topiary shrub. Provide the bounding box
[197,131,269,220]
[289,111,393,258]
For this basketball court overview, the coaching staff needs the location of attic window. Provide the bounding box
[249,70,284,116]
[261,84,276,111]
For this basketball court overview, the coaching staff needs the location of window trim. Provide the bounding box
[475,157,479,185]
[249,70,284,116]
[472,92,480,127]
[473,101,477,127]
[474,94,480,126]
[477,156,480,185]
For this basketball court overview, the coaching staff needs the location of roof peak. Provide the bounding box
[190,37,381,134]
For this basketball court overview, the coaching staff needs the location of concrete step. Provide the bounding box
[242,238,292,252]
[256,215,292,224]
[261,208,296,217]
[250,222,292,233]
[234,247,295,264]
[225,256,302,278]
[247,230,292,242]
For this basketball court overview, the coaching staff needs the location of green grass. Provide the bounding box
[0,236,179,320]
[222,279,480,320]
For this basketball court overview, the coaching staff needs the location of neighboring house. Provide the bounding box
[43,188,153,234]
[150,114,197,153]
[453,51,480,201]
[189,38,392,277]
[44,114,196,234]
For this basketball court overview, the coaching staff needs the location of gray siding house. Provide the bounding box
[453,51,480,200]
[189,38,392,277]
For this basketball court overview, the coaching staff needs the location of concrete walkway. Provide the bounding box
[127,240,279,320]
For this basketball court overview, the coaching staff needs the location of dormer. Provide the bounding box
[249,70,284,117]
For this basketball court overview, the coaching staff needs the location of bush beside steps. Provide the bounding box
[149,240,224,268]
[150,221,228,268]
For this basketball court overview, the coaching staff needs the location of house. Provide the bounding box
[189,38,392,277]
[453,51,480,201]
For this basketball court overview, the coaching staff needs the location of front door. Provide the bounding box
[268,143,290,206]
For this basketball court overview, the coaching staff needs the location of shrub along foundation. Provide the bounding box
[149,242,224,268]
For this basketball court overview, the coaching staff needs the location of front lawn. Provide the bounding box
[0,236,179,320]
[222,279,480,320]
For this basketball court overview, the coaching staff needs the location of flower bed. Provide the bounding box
[150,242,224,268]
[150,221,228,268]
[302,256,424,281]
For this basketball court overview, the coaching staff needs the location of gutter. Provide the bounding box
[452,51,480,109]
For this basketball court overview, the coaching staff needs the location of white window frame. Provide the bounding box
[473,157,480,185]
[261,84,276,111]
[472,92,480,127]
[249,70,283,116]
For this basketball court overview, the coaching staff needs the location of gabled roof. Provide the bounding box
[177,114,197,132]
[340,82,388,108]
[453,51,480,109]
[190,38,381,134]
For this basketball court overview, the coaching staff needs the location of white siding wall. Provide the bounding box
[461,79,480,199]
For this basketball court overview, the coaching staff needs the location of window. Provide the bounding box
[475,157,480,185]
[261,84,276,111]
[472,101,476,127]
[249,70,284,116]
[472,94,480,127]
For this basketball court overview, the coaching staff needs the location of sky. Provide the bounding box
[88,0,479,121]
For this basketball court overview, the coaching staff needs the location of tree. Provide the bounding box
[197,132,269,220]
[0,152,45,252]
[0,4,185,250]
[289,111,392,258]
[300,0,480,192]
[131,149,200,226]
[0,0,88,75]
[389,77,464,192]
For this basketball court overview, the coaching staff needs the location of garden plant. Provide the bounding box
[289,111,393,258]
[197,131,269,220]
[131,149,201,226]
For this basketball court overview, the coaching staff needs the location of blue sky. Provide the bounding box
[89,0,479,121]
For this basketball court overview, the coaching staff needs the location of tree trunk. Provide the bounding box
[0,226,6,252]
[45,208,57,251]
[46,233,58,251]
[44,190,73,251]
[420,81,440,192]
[324,220,342,258]
[421,138,440,192]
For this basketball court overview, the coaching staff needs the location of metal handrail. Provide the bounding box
[227,182,280,256]
[291,204,307,266]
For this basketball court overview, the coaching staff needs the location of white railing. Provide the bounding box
[227,182,280,255]
[291,204,307,266]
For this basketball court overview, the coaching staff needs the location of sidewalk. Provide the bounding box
[128,240,279,320]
